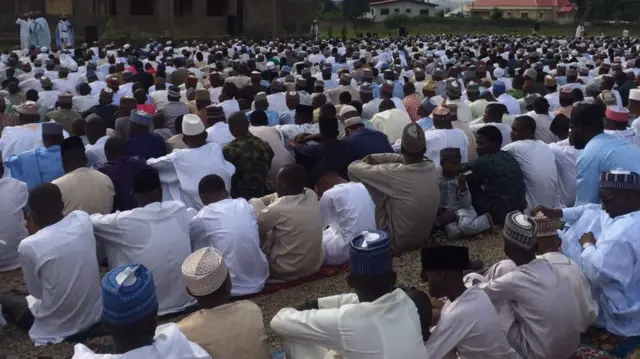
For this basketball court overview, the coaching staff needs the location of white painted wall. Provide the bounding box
[367,2,438,21]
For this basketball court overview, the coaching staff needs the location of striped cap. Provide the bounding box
[101,264,158,326]
[600,170,640,192]
[531,213,562,238]
[349,231,392,277]
[503,211,538,251]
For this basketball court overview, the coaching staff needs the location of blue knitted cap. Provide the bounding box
[349,231,392,277]
[101,264,158,326]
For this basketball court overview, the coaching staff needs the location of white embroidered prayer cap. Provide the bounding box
[182,247,229,297]
[182,114,205,136]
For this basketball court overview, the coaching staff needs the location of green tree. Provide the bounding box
[490,7,504,19]
[343,0,370,23]
[319,0,338,13]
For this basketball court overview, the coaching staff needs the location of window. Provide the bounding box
[381,8,390,15]
[420,9,429,15]
[130,0,154,15]
[93,0,117,15]
[394,8,400,12]
[406,8,411,13]
[506,12,511,16]
[538,11,544,18]
[520,11,529,18]
[46,0,73,14]
[207,0,226,16]
[175,0,194,16]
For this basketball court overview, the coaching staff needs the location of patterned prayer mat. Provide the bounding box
[571,344,618,359]
[581,327,640,358]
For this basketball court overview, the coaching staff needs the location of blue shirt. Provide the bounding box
[4,145,65,191]
[246,110,280,127]
[416,117,433,131]
[125,133,167,160]
[372,82,381,99]
[279,110,296,125]
[576,133,640,205]
[341,127,394,164]
[392,80,404,100]
[580,209,640,337]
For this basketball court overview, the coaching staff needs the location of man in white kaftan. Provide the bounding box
[190,175,269,296]
[502,116,558,211]
[90,168,196,315]
[317,178,377,266]
[147,115,235,210]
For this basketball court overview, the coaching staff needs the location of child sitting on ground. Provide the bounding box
[437,147,493,239]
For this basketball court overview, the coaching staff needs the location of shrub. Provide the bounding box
[384,14,411,29]
[490,7,504,20]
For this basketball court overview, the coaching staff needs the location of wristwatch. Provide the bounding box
[582,242,595,250]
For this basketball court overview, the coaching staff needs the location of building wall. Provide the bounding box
[471,6,575,23]
[0,0,317,42]
[367,2,437,21]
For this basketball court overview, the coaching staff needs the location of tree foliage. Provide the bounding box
[319,0,338,13]
[490,7,504,19]
[343,0,371,20]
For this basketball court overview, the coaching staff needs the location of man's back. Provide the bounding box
[52,167,115,215]
[0,177,28,272]
[348,154,440,251]
[160,101,190,132]
[342,127,393,164]
[502,139,558,210]
[577,133,640,205]
[190,199,269,296]
[98,156,148,211]
[483,258,581,359]
[90,201,196,315]
[19,211,102,345]
[270,289,429,359]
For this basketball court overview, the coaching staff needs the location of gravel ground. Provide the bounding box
[2,229,640,358]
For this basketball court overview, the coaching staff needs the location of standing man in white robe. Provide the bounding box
[270,231,430,359]
[16,14,32,53]
[423,246,520,359]
[189,174,269,297]
[313,168,377,266]
[90,167,196,316]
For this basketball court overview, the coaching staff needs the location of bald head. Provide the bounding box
[29,183,64,229]
[71,117,87,137]
[104,136,127,161]
[276,164,307,197]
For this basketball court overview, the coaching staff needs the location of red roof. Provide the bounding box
[472,0,573,8]
[371,0,437,5]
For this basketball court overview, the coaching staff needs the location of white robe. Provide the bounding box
[548,139,582,208]
[426,286,521,359]
[16,18,32,51]
[482,258,582,359]
[502,139,558,212]
[371,109,412,144]
[90,201,197,315]
[320,183,377,266]
[470,122,511,148]
[0,177,28,271]
[19,211,102,345]
[71,323,211,358]
[190,198,269,296]
[147,143,236,210]
[270,289,429,359]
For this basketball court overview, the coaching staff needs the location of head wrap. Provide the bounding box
[349,231,392,276]
[182,247,229,297]
[101,264,158,326]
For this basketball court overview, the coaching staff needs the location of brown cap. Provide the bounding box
[100,88,114,102]
[544,75,557,87]
[195,89,210,101]
[186,75,198,85]
[58,92,73,104]
[401,123,426,154]
[120,96,137,109]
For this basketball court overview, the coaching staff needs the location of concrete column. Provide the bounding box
[156,0,175,36]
